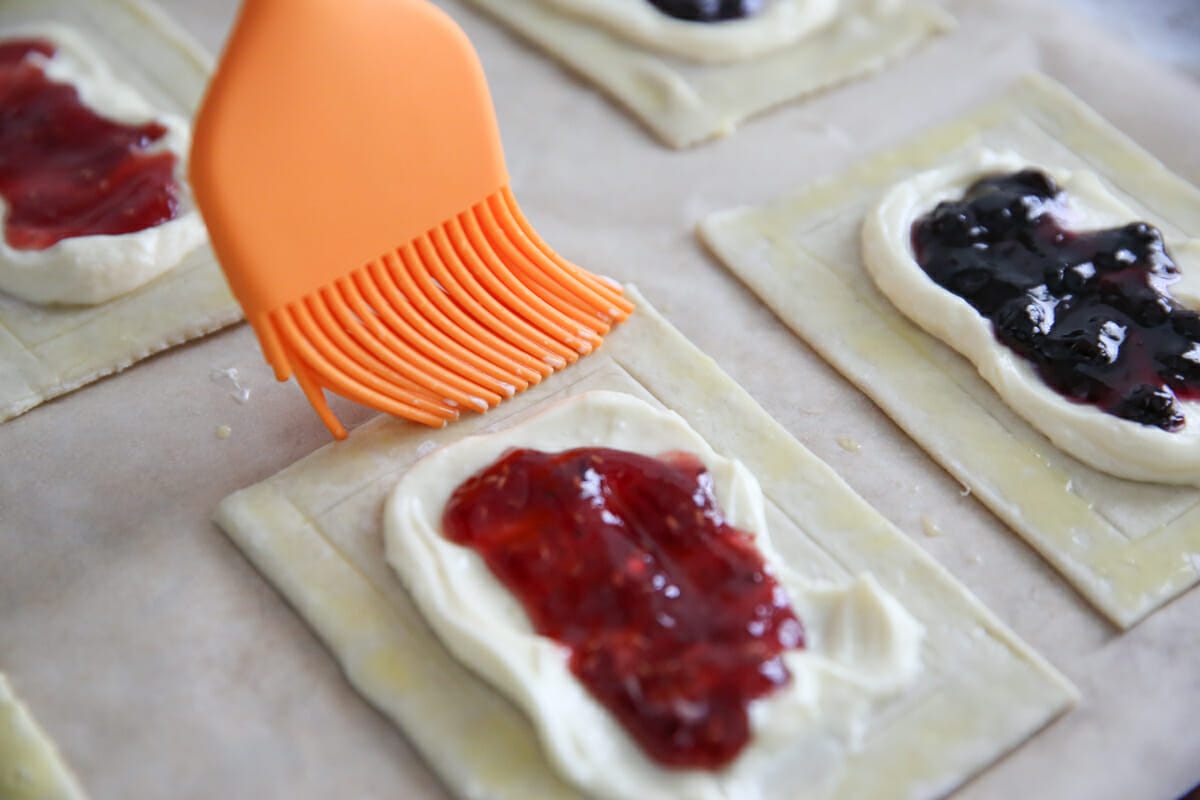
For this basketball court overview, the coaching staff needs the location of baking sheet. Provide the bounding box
[1,0,1199,798]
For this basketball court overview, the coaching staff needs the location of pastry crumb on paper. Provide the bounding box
[459,0,953,148]
[214,286,1075,800]
[0,0,241,425]
[700,72,1200,628]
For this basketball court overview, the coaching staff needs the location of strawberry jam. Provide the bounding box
[0,38,180,251]
[912,170,1200,431]
[442,447,803,769]
[647,0,763,22]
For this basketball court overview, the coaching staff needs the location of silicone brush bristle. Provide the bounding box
[267,189,631,437]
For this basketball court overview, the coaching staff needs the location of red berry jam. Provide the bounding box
[912,170,1200,431]
[647,0,763,22]
[0,38,181,251]
[442,447,803,769]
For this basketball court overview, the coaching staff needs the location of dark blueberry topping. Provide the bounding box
[912,170,1200,432]
[646,0,764,22]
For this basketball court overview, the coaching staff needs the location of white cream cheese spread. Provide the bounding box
[0,23,205,306]
[862,147,1200,486]
[385,391,923,800]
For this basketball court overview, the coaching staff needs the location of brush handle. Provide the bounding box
[190,0,510,322]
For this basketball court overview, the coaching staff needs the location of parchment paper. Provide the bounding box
[1,1,1198,798]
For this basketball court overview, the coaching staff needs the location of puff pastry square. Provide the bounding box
[700,73,1200,628]
[459,0,953,148]
[215,287,1074,800]
[0,0,241,423]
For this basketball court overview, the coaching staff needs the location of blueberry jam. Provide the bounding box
[442,447,803,769]
[647,0,763,23]
[912,170,1200,431]
[0,38,180,250]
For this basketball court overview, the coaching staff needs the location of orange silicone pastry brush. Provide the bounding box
[189,0,632,439]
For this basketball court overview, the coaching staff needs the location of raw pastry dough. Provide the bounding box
[0,0,240,423]
[862,147,1200,486]
[536,0,839,64]
[699,73,1200,627]
[0,674,88,800]
[215,286,1075,800]
[385,390,924,800]
[0,23,206,306]
[459,0,952,148]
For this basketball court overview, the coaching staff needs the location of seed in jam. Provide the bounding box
[911,170,1200,431]
[0,38,181,251]
[646,0,764,23]
[442,447,804,769]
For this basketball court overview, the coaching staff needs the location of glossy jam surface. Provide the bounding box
[0,38,180,251]
[442,447,804,769]
[912,170,1200,431]
[647,0,764,22]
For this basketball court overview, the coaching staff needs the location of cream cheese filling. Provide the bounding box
[0,23,205,307]
[385,391,923,800]
[535,0,848,64]
[862,147,1200,486]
